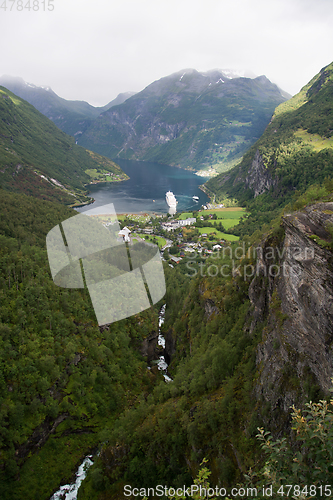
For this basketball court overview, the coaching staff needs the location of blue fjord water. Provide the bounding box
[77,159,209,215]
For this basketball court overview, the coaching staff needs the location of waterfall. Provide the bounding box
[157,304,172,382]
[49,455,93,500]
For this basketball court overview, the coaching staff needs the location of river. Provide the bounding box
[51,161,184,499]
[76,159,209,214]
[157,304,172,382]
[50,455,93,500]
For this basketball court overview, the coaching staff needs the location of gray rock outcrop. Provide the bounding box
[250,202,333,431]
[244,149,278,197]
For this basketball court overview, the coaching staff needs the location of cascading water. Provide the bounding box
[49,455,93,500]
[157,304,172,382]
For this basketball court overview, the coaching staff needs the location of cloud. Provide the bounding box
[1,0,332,105]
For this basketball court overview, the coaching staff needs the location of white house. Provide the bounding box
[161,221,180,232]
[118,226,131,242]
[178,217,196,227]
[162,218,196,231]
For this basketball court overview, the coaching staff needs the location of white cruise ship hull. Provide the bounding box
[166,191,177,207]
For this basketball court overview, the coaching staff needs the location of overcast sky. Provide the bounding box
[1,0,333,106]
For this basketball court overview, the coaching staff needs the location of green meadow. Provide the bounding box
[197,226,239,241]
[197,207,246,238]
[141,234,167,248]
[131,233,167,249]
[177,212,194,220]
[175,208,246,241]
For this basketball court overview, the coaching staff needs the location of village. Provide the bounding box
[108,207,246,266]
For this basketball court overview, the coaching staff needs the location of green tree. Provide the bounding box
[142,459,231,500]
[248,396,333,499]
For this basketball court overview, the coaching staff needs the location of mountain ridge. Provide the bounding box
[205,61,333,224]
[77,68,290,173]
[0,75,136,138]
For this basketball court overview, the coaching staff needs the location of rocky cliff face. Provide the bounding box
[164,328,177,365]
[250,202,333,432]
[244,149,278,197]
[140,331,161,363]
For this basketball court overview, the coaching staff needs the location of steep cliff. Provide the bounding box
[206,61,333,202]
[250,201,333,431]
[244,149,279,196]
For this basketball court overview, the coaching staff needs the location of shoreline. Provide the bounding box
[69,198,95,209]
[90,211,168,218]
[86,176,129,185]
[198,184,212,200]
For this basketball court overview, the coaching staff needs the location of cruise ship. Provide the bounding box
[166,191,177,207]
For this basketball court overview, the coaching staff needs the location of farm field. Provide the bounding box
[132,233,167,248]
[143,235,167,248]
[199,208,246,234]
[197,227,239,241]
[174,207,246,240]
[177,212,194,220]
[203,207,248,218]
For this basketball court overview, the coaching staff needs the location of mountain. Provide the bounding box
[0,86,128,204]
[2,66,333,500]
[0,75,135,137]
[77,68,290,173]
[205,61,333,210]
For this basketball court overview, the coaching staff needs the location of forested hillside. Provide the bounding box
[205,61,333,234]
[0,189,262,498]
[0,192,163,499]
[0,87,127,205]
